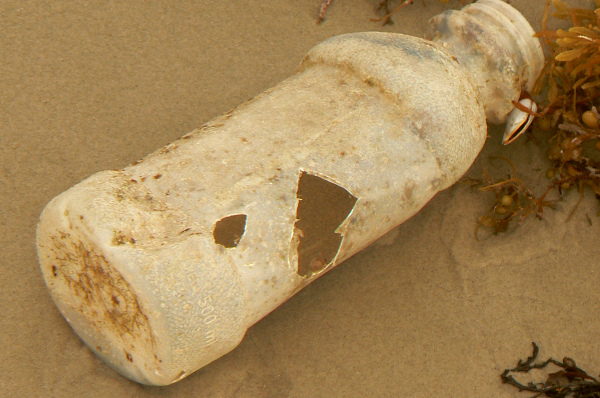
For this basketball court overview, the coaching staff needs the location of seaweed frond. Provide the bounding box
[477,1,600,236]
[502,342,600,398]
[467,157,555,239]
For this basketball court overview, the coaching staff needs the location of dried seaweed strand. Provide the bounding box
[467,157,556,238]
[502,342,600,398]
[477,1,600,236]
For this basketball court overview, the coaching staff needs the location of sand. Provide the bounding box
[2,0,599,396]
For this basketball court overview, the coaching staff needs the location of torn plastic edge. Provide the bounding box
[213,214,247,248]
[291,169,358,278]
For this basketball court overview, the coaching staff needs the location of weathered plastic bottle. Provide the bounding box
[36,0,543,385]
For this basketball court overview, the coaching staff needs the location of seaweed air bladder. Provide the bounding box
[36,0,543,385]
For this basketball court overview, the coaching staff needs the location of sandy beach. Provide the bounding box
[2,0,599,396]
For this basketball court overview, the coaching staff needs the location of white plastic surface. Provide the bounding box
[36,0,544,385]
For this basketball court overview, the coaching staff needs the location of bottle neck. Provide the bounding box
[428,0,544,124]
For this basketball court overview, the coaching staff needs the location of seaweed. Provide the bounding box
[502,342,600,397]
[534,1,600,200]
[465,157,556,238]
[477,0,600,235]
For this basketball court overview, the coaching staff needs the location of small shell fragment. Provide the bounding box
[502,97,538,145]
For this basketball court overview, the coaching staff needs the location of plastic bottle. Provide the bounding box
[36,0,544,385]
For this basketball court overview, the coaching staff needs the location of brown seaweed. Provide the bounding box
[477,0,600,235]
[502,342,600,398]
[465,157,555,239]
